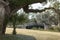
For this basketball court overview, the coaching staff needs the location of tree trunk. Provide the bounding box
[0,5,5,34]
[12,19,16,35]
[13,23,16,35]
[1,5,10,34]
[1,17,8,34]
[13,26,16,35]
[58,14,60,27]
[0,20,3,34]
[1,24,6,34]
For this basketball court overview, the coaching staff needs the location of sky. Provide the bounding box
[29,1,50,10]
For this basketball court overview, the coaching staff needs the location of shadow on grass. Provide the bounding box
[0,34,36,40]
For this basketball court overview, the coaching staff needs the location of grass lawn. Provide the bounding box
[1,28,60,40]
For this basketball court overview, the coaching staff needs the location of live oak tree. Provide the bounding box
[0,0,47,34]
[9,13,28,35]
[0,0,9,34]
[1,0,60,34]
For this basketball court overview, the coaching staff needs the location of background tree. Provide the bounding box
[52,1,60,27]
[9,13,28,35]
[0,0,47,34]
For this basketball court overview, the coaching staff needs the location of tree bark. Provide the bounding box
[0,0,10,34]
[13,22,16,35]
[0,5,5,34]
[1,15,8,34]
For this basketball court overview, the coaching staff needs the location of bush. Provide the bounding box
[49,26,60,32]
[32,27,44,30]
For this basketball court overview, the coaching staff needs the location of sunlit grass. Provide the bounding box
[2,28,60,40]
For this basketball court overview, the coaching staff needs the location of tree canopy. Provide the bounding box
[7,0,46,14]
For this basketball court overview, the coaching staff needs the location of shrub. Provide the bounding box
[49,26,60,32]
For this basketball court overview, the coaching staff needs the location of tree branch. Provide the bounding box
[24,7,55,13]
